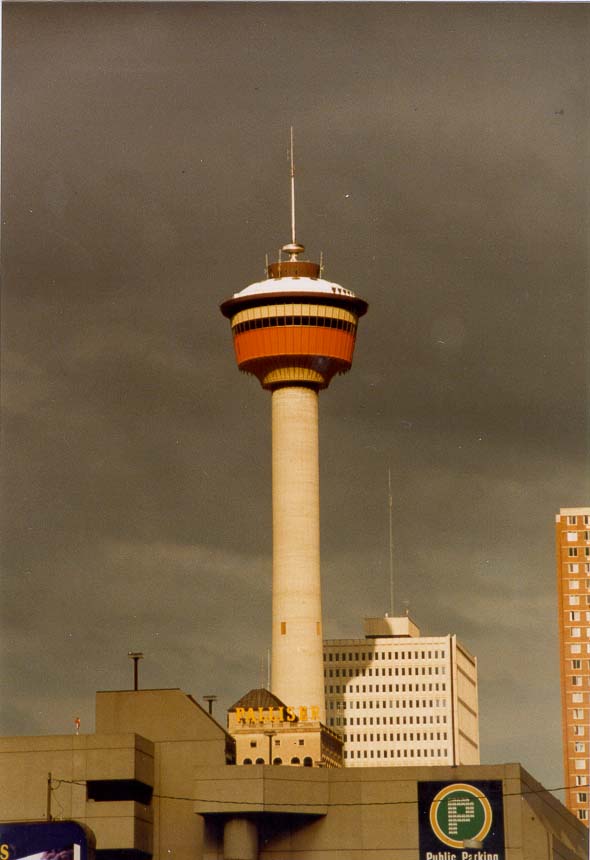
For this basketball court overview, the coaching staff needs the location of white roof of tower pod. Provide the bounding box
[232,276,357,300]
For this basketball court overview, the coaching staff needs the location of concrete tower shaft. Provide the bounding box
[272,386,324,720]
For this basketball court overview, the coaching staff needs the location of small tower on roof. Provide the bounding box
[220,132,368,760]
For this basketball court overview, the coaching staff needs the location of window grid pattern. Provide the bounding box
[557,509,590,826]
[323,635,478,768]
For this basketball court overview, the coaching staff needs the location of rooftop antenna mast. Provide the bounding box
[282,126,305,261]
[388,467,394,617]
[290,126,296,246]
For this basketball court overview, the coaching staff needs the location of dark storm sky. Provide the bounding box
[1,2,588,795]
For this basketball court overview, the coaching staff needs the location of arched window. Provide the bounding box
[242,758,252,765]
[255,757,265,764]
[290,756,300,765]
[303,757,313,767]
[272,757,283,765]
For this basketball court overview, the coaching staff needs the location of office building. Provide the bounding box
[556,506,590,825]
[324,616,479,766]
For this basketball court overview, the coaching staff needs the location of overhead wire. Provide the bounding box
[50,775,578,809]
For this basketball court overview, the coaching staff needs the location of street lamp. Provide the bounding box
[128,651,143,690]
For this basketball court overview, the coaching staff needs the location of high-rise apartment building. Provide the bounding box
[556,506,590,826]
[323,616,479,766]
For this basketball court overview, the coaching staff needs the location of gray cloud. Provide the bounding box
[2,2,588,797]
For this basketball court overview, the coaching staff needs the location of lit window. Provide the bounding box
[570,581,580,590]
[572,693,583,703]
[572,628,581,637]
[574,742,586,752]
[568,532,578,541]
[569,564,580,573]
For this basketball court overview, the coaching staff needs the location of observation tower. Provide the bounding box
[220,136,368,726]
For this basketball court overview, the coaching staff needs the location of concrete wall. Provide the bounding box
[96,689,231,860]
[1,692,585,860]
[0,732,153,853]
[194,762,588,860]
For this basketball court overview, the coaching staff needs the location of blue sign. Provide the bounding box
[418,780,505,860]
[0,822,95,860]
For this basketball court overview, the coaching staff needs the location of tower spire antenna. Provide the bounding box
[290,125,296,245]
[388,466,394,617]
[282,126,305,261]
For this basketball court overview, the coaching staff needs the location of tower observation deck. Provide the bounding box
[220,144,368,730]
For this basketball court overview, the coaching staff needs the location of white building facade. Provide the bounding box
[323,616,479,767]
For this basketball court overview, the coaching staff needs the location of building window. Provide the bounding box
[569,549,579,557]
[567,531,578,541]
[569,564,580,573]
[291,757,300,765]
[572,628,581,637]
[575,742,586,752]
[87,780,152,804]
[568,516,578,525]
